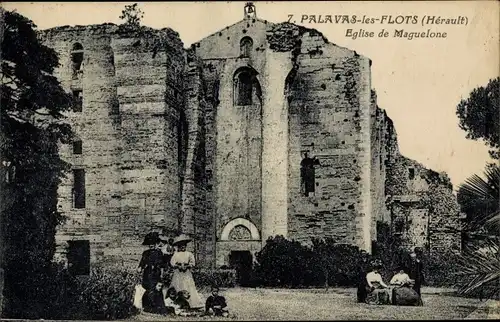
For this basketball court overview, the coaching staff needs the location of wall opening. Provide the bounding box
[71,43,84,80]
[67,240,90,275]
[240,37,253,58]
[73,139,82,155]
[409,168,415,180]
[233,67,261,106]
[229,250,253,286]
[73,169,86,209]
[234,71,253,105]
[212,79,220,105]
[300,152,320,196]
[72,89,83,112]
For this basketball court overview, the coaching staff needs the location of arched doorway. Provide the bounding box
[218,218,261,286]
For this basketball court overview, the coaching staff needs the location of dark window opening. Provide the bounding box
[300,153,320,196]
[73,140,82,154]
[72,90,83,112]
[212,80,220,105]
[67,240,90,275]
[73,169,86,209]
[71,43,84,80]
[234,71,253,105]
[409,168,415,180]
[240,37,253,58]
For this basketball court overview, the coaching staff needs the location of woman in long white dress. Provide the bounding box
[169,234,204,309]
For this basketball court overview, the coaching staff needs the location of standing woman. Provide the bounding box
[169,234,204,309]
[137,232,164,291]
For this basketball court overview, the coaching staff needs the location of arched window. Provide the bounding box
[240,37,253,58]
[71,43,84,80]
[234,70,253,106]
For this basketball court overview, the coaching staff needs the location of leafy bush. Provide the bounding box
[252,234,468,289]
[76,265,139,320]
[193,269,237,288]
[2,262,82,319]
[422,251,461,287]
[254,236,320,288]
[312,240,371,287]
[2,263,139,320]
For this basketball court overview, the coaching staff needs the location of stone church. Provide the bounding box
[38,3,461,274]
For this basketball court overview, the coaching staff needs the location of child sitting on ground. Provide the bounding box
[163,287,181,315]
[205,286,229,317]
[175,290,200,317]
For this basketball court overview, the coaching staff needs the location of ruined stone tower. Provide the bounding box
[39,2,461,272]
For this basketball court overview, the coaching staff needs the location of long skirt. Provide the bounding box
[169,269,204,309]
[392,286,421,306]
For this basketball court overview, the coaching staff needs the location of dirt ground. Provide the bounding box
[134,287,490,321]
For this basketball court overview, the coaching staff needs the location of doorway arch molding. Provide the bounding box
[220,218,260,241]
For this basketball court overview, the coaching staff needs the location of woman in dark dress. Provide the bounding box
[137,232,164,291]
[142,281,169,315]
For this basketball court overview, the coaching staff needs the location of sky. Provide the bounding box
[3,1,499,189]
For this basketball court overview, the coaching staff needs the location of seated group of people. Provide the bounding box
[142,282,229,317]
[358,261,423,306]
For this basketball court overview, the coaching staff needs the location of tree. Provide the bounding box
[119,3,144,28]
[1,8,73,317]
[455,152,500,299]
[456,77,500,159]
[457,164,500,234]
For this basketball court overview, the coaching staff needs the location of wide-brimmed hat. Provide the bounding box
[172,234,192,246]
[142,232,160,245]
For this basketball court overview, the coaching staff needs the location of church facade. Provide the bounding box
[38,3,461,272]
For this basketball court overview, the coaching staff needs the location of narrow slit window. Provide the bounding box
[300,153,320,196]
[72,90,83,112]
[409,168,415,180]
[67,240,90,275]
[73,140,82,155]
[71,43,84,80]
[73,169,86,209]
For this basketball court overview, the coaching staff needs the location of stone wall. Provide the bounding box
[264,23,374,251]
[37,17,462,271]
[181,52,213,267]
[195,18,272,252]
[370,91,391,240]
[39,24,186,267]
[385,144,461,253]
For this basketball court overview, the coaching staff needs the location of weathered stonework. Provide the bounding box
[39,5,461,270]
